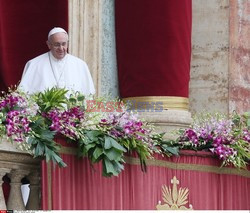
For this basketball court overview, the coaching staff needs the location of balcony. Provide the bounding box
[0,139,41,210]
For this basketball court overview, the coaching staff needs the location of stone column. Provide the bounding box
[7,169,30,210]
[140,109,192,139]
[26,171,40,210]
[115,1,193,135]
[0,168,10,210]
[124,97,192,138]
[68,0,102,95]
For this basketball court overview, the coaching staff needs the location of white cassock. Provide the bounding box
[19,52,95,95]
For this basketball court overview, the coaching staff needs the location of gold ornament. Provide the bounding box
[156,176,193,210]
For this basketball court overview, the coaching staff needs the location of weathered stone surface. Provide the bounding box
[140,110,192,139]
[190,0,249,115]
[0,149,41,171]
[190,0,230,115]
[192,0,229,52]
[190,51,229,113]
[229,0,250,114]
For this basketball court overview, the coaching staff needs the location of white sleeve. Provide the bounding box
[18,61,32,93]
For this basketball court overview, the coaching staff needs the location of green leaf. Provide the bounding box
[34,87,68,112]
[85,143,96,152]
[31,117,45,128]
[78,137,91,145]
[35,141,45,156]
[27,137,38,145]
[103,158,115,173]
[93,147,103,160]
[69,97,77,104]
[77,95,85,102]
[56,159,67,168]
[247,120,250,128]
[104,136,112,149]
[113,160,124,172]
[111,161,124,176]
[77,145,88,157]
[44,146,52,162]
[44,146,67,167]
[103,158,119,177]
[52,153,67,167]
[105,148,122,161]
[104,136,126,152]
[243,111,250,118]
[86,130,102,141]
[40,129,56,141]
[162,145,179,156]
[160,140,176,145]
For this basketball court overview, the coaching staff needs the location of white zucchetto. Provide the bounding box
[48,27,67,40]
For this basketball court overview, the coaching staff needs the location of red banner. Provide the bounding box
[41,138,250,210]
[115,0,192,98]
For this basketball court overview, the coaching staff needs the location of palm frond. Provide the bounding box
[177,187,189,206]
[162,185,173,205]
[34,87,68,112]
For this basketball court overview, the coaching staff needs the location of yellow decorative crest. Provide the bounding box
[156,176,193,210]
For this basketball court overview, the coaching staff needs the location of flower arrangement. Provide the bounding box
[0,87,249,177]
[173,112,250,168]
[0,87,177,176]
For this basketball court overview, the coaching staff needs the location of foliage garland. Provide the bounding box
[0,87,249,177]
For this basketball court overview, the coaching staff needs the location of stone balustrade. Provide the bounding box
[0,140,41,210]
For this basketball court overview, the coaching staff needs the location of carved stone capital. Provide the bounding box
[0,168,11,180]
[27,170,40,185]
[8,169,30,183]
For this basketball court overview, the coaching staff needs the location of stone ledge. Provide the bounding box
[0,139,27,154]
[0,140,41,170]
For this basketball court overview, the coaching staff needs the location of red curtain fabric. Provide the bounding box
[115,0,192,98]
[0,0,68,201]
[41,138,250,210]
[0,0,68,92]
[2,175,10,202]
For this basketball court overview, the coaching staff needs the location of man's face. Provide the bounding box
[47,32,68,60]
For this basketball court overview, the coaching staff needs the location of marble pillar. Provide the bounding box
[7,169,30,210]
[26,171,40,210]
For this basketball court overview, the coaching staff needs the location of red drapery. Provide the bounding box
[115,0,192,98]
[0,0,68,92]
[41,138,250,210]
[0,0,68,202]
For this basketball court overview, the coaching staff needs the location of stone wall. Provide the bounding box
[190,0,250,115]
[190,0,230,114]
[229,0,250,114]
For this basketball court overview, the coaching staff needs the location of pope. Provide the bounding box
[19,27,95,95]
